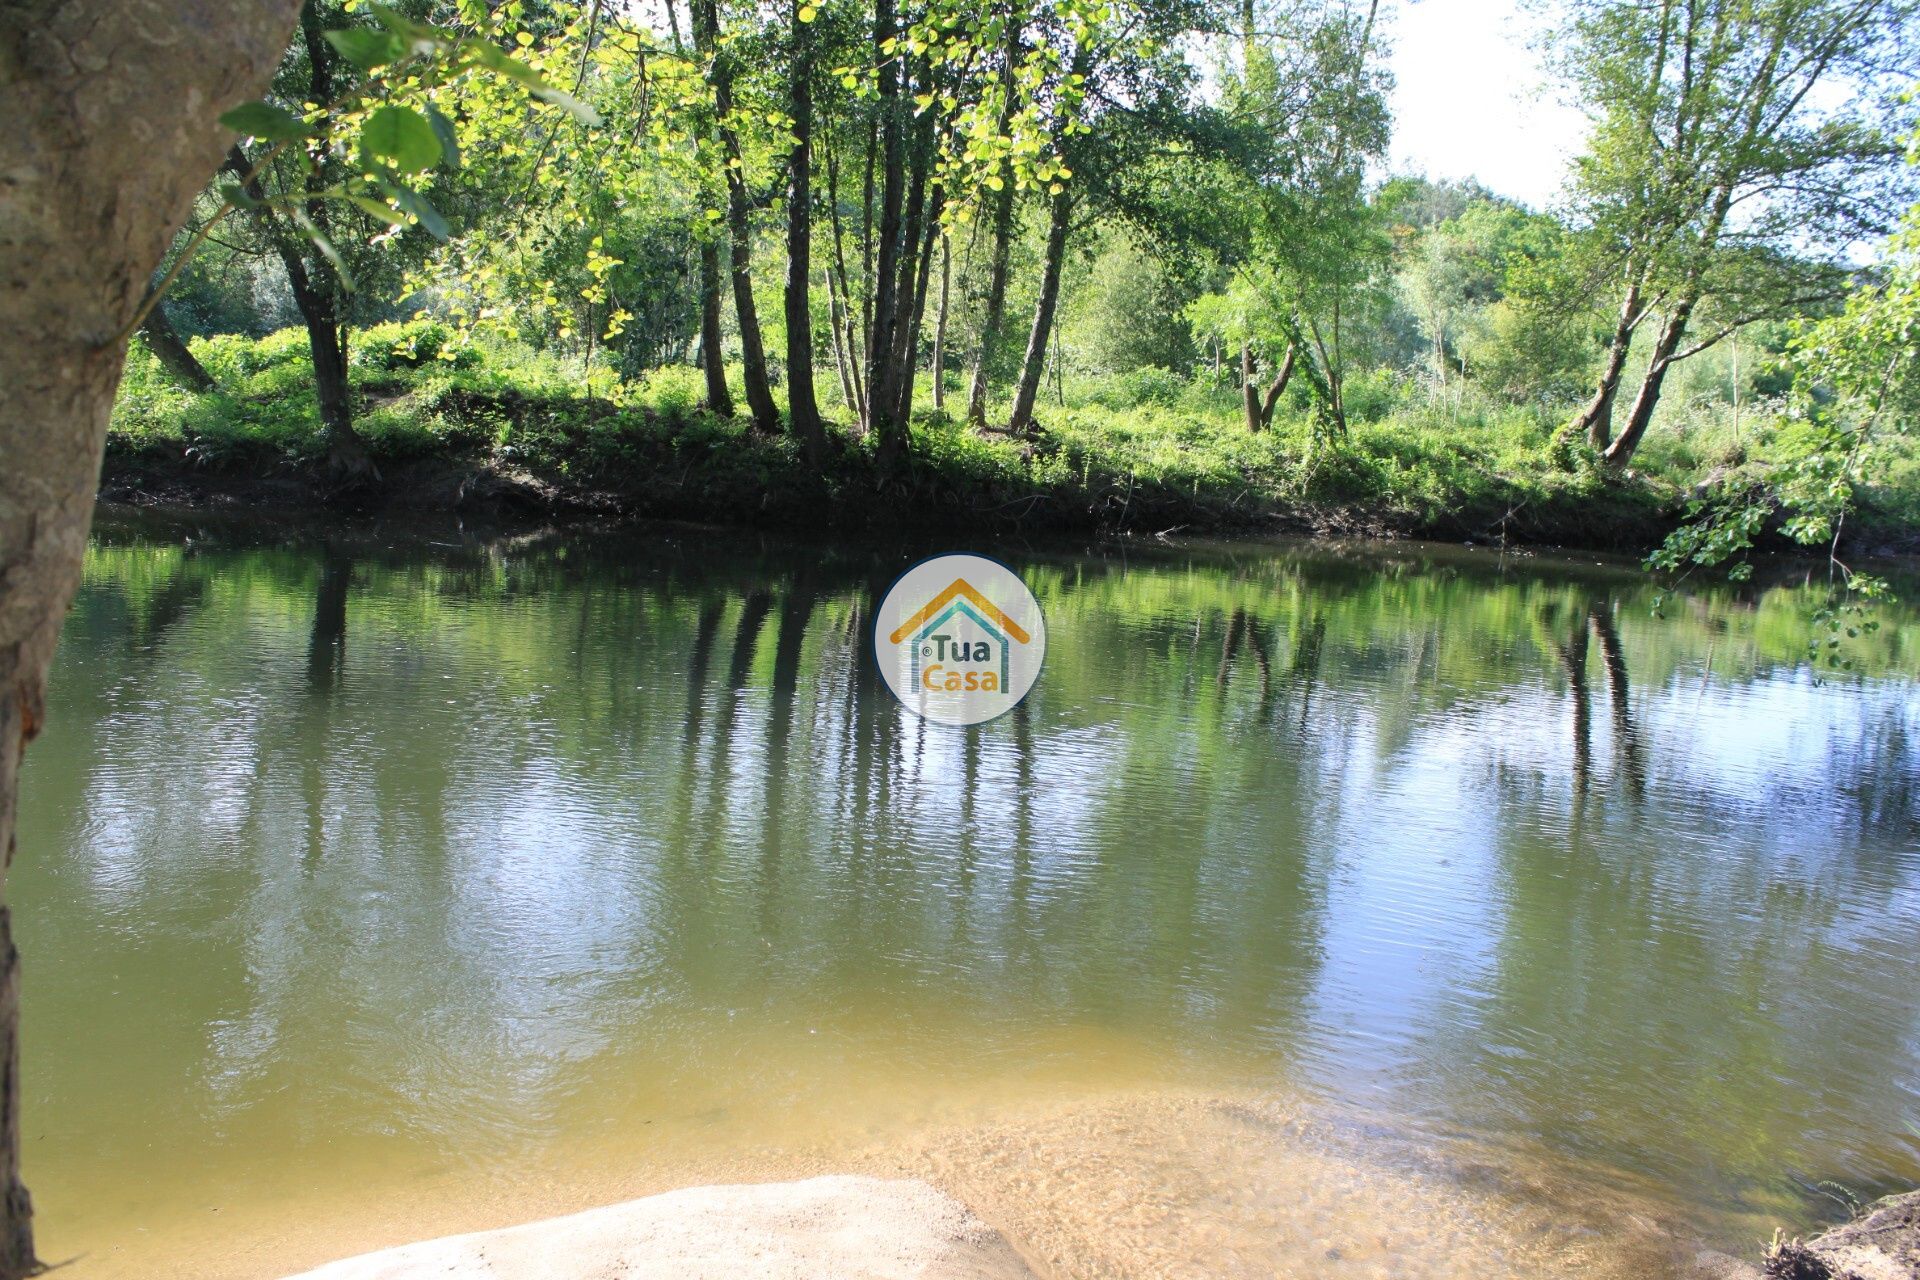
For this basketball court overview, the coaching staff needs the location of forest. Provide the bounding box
[107,0,1920,574]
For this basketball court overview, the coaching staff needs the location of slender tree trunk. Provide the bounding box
[889,157,944,427]
[1570,280,1643,451]
[931,236,950,412]
[783,0,825,457]
[823,142,867,429]
[872,89,931,464]
[1605,300,1693,469]
[697,240,733,416]
[222,147,372,478]
[865,0,907,458]
[964,26,1021,426]
[696,0,779,433]
[826,268,859,417]
[1241,343,1260,433]
[1260,343,1296,429]
[139,302,216,392]
[0,5,300,1274]
[1008,188,1071,438]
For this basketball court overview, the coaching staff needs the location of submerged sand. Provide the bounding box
[273,1092,1770,1280]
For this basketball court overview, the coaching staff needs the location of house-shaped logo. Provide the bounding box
[874,554,1047,726]
[888,578,1033,693]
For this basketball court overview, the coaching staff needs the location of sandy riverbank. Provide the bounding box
[254,1092,1787,1280]
[279,1176,1036,1280]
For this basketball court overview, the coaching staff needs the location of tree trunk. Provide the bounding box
[696,0,779,434]
[0,4,301,1275]
[931,235,950,412]
[697,240,733,416]
[783,0,825,457]
[963,26,1021,426]
[1241,343,1260,433]
[1260,343,1296,429]
[825,268,860,419]
[865,0,907,458]
[888,155,944,428]
[139,302,216,392]
[1570,280,1642,451]
[1008,188,1071,438]
[872,94,933,465]
[1604,300,1692,469]
[223,147,373,478]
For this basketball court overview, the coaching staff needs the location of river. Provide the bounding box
[16,508,1920,1278]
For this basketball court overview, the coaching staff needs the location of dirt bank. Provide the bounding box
[1765,1190,1920,1280]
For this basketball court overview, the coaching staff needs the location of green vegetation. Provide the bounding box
[116,0,1920,564]
[110,309,1920,546]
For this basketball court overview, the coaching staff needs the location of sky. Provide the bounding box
[1383,0,1592,210]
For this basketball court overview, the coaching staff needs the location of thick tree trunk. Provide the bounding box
[1008,188,1072,438]
[0,4,301,1274]
[139,302,216,392]
[1604,300,1692,469]
[697,240,734,416]
[1570,281,1642,451]
[783,0,825,457]
[696,0,779,433]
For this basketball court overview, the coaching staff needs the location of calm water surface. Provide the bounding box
[17,509,1920,1278]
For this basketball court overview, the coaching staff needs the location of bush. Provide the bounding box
[353,318,480,371]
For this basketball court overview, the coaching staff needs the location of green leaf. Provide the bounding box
[219,101,313,141]
[425,104,462,169]
[798,4,817,20]
[469,40,547,86]
[289,208,354,290]
[529,83,603,126]
[360,104,444,174]
[217,181,261,210]
[378,179,452,239]
[344,194,409,227]
[529,84,602,126]
[324,27,403,71]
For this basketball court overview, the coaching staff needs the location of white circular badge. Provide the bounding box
[874,553,1047,726]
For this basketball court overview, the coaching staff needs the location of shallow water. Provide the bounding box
[16,509,1920,1278]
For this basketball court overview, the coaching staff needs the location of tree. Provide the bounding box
[139,303,219,393]
[1557,0,1919,465]
[1211,0,1392,440]
[0,3,305,1272]
[784,0,829,456]
[697,0,783,433]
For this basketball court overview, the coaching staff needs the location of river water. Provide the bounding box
[16,508,1920,1278]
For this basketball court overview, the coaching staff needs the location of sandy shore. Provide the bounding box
[279,1175,1036,1280]
[261,1092,1777,1280]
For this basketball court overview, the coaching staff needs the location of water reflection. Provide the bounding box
[14,511,1920,1277]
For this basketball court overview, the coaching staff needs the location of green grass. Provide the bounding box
[107,320,1912,548]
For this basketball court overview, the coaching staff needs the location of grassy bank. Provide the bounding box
[102,320,1920,552]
